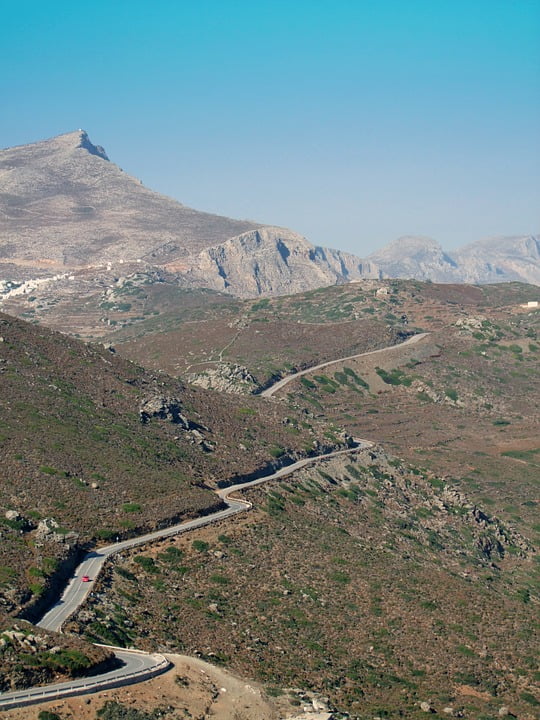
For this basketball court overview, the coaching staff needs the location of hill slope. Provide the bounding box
[0,311,339,617]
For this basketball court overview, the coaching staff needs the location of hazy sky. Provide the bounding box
[1,0,539,255]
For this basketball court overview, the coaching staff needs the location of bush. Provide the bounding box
[133,555,158,573]
[97,701,166,719]
[122,502,141,513]
[375,367,411,386]
[192,540,209,552]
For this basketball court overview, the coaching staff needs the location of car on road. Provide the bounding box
[81,575,91,582]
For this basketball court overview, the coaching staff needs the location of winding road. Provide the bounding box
[261,332,429,397]
[0,332,429,711]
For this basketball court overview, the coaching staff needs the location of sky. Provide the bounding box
[1,0,539,256]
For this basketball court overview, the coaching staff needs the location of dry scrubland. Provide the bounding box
[68,446,537,719]
[1,279,538,719]
[0,309,339,690]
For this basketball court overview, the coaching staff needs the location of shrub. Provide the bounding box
[375,367,411,386]
[133,555,158,573]
[40,466,58,475]
[210,573,230,585]
[122,502,141,513]
[192,540,209,552]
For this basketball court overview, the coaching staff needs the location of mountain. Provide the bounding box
[369,234,540,286]
[367,235,460,282]
[0,130,378,296]
[453,234,540,285]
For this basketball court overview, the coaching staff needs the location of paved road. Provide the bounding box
[40,442,375,633]
[38,500,250,633]
[261,332,429,397]
[2,332,425,708]
[0,648,170,711]
[1,444,365,709]
[0,333,428,709]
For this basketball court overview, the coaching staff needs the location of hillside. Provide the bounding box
[68,445,537,719]
[105,279,537,389]
[0,279,537,718]
[58,280,539,719]
[0,311,340,619]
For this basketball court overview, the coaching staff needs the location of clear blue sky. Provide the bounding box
[1,0,539,255]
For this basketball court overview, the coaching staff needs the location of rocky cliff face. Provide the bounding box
[187,227,380,296]
[369,234,540,286]
[0,131,376,298]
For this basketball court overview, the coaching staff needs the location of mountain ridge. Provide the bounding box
[0,130,376,296]
[370,233,540,286]
[0,131,538,298]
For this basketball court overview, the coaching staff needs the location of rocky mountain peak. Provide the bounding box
[371,236,443,261]
[75,130,109,161]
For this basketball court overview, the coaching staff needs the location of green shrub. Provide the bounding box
[97,700,165,719]
[122,502,141,513]
[210,573,230,585]
[133,555,158,573]
[40,466,58,475]
[375,367,411,386]
[192,540,209,552]
[520,692,539,706]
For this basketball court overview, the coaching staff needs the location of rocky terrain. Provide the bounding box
[45,278,536,719]
[0,131,538,718]
[369,234,540,286]
[106,278,536,389]
[0,132,537,347]
[0,614,114,693]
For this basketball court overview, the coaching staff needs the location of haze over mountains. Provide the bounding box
[0,131,538,301]
[369,234,540,286]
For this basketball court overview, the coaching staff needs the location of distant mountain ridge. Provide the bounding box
[369,234,540,286]
[0,131,537,296]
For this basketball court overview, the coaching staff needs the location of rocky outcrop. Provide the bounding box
[186,227,380,297]
[0,618,115,691]
[139,395,190,426]
[186,363,258,394]
[139,394,214,451]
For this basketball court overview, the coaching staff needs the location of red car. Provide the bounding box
[81,575,91,582]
